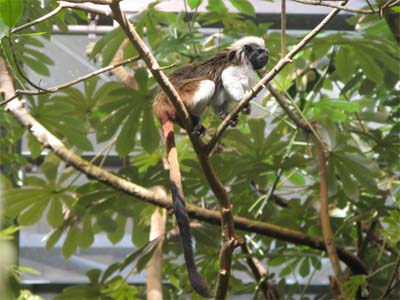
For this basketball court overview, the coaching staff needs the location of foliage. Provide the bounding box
[0,0,399,299]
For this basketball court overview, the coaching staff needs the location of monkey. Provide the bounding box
[153,36,268,297]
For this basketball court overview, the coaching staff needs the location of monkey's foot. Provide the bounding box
[192,124,206,136]
[229,116,239,127]
[241,104,251,115]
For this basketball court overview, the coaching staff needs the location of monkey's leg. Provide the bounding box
[190,115,206,136]
[241,103,252,115]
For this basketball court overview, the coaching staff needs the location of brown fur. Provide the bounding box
[152,47,243,125]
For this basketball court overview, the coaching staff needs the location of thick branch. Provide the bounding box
[207,1,347,152]
[109,2,193,135]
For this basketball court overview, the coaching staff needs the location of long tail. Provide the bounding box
[162,120,212,298]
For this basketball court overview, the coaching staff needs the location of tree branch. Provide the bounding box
[313,123,344,291]
[207,1,347,152]
[109,1,194,136]
[110,38,137,89]
[1,77,367,279]
[0,56,140,107]
[11,0,111,35]
[62,0,113,4]
[108,3,237,297]
[241,243,279,300]
[290,0,377,14]
[379,254,400,300]
[147,187,167,300]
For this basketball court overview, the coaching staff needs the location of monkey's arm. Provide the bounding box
[218,67,252,122]
[221,66,246,101]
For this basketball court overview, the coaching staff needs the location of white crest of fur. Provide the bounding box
[228,36,265,65]
[229,36,265,51]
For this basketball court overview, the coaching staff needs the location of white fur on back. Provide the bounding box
[190,80,215,117]
[230,36,265,50]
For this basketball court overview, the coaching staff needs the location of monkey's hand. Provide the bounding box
[241,103,251,115]
[219,111,239,127]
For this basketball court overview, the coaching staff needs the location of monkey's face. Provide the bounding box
[244,44,269,70]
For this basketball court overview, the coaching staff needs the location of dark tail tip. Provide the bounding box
[188,268,213,298]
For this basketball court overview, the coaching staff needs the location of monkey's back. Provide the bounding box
[169,50,234,86]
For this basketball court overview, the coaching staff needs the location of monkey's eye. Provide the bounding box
[244,45,253,53]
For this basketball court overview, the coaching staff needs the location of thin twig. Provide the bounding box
[12,1,111,34]
[207,2,348,153]
[0,56,140,107]
[281,0,286,59]
[12,5,64,33]
[6,37,53,93]
[267,84,309,131]
[358,219,378,259]
[365,0,376,13]
[62,0,113,4]
[291,0,377,14]
[241,243,279,300]
[379,255,400,300]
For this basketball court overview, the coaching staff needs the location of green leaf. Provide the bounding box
[22,47,54,65]
[100,263,120,283]
[187,0,203,9]
[358,50,384,84]
[47,198,64,228]
[107,216,127,244]
[288,172,306,186]
[336,46,354,82]
[97,214,118,233]
[0,0,23,28]
[207,0,228,13]
[268,256,287,266]
[45,227,64,251]
[86,269,101,284]
[27,132,42,158]
[299,258,310,277]
[0,20,8,40]
[358,111,388,123]
[229,0,255,16]
[248,118,266,146]
[140,107,159,153]
[116,110,141,157]
[18,199,49,225]
[42,155,59,182]
[53,285,100,300]
[62,225,79,259]
[79,216,94,250]
[20,54,50,76]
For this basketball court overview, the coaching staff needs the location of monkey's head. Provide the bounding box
[229,36,269,70]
